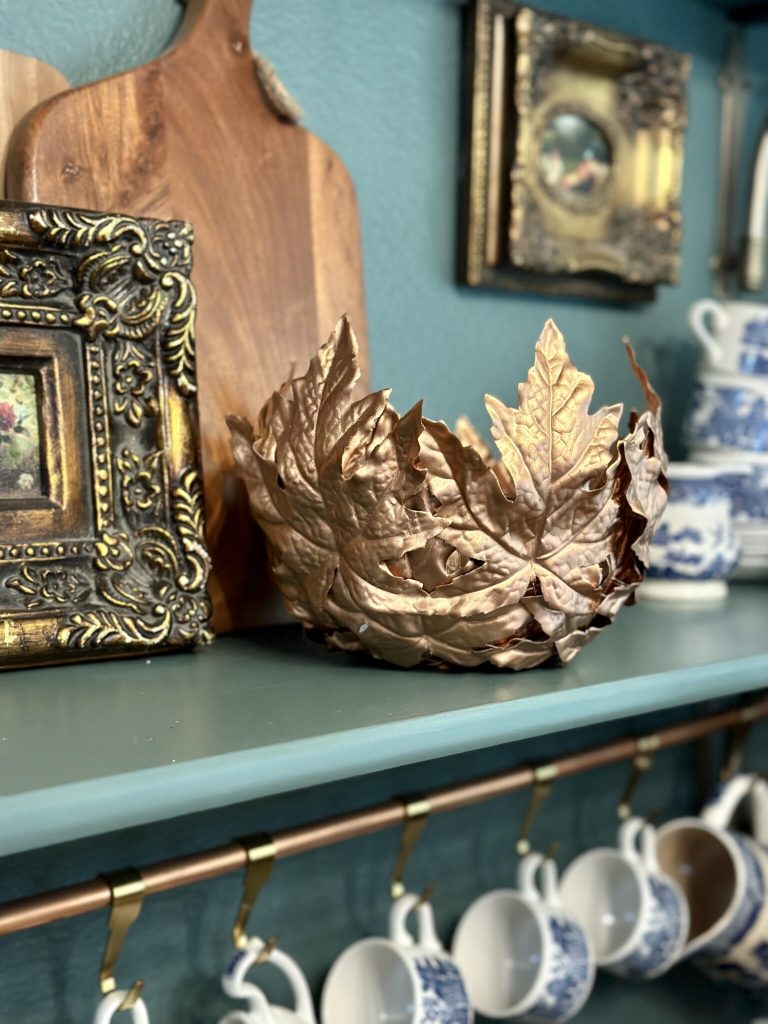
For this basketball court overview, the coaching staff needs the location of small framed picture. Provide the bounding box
[460,1,691,302]
[0,201,213,669]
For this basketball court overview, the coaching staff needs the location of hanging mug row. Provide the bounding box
[92,772,768,1024]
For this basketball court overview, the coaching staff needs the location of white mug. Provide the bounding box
[451,852,594,1022]
[93,992,150,1024]
[657,773,768,967]
[321,893,472,1024]
[221,937,317,1024]
[689,298,768,375]
[559,817,688,979]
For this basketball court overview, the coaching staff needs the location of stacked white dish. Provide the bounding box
[687,299,768,580]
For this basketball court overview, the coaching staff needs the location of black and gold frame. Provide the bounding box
[0,201,212,668]
[460,1,691,302]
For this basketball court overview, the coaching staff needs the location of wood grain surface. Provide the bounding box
[0,50,69,195]
[6,0,369,632]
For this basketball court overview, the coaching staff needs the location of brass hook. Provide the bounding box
[99,868,145,1012]
[415,882,436,909]
[232,833,278,950]
[517,764,558,856]
[721,707,759,782]
[391,797,431,899]
[617,735,660,820]
[255,935,279,965]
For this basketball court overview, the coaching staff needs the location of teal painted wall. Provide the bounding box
[0,0,734,458]
[0,2,766,1022]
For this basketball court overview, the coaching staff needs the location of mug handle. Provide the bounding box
[618,816,660,872]
[518,852,561,908]
[92,992,150,1024]
[688,299,728,366]
[389,893,444,954]
[701,772,758,830]
[221,940,280,1023]
[751,778,768,845]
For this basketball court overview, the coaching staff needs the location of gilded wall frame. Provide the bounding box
[460,1,691,302]
[0,201,212,669]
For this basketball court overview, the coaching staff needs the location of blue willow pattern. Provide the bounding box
[701,834,765,959]
[647,522,739,580]
[414,957,471,1024]
[740,318,768,375]
[523,916,592,1023]
[689,381,768,452]
[610,875,684,978]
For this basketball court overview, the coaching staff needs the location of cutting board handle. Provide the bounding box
[172,0,254,60]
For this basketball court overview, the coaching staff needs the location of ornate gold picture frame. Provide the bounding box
[0,201,212,669]
[460,1,691,301]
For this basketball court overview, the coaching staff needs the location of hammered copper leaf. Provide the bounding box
[229,317,667,671]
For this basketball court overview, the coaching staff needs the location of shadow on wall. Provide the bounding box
[636,333,702,460]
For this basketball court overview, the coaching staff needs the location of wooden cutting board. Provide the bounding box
[6,0,369,632]
[0,50,69,194]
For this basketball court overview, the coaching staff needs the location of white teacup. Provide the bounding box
[221,937,317,1024]
[451,852,594,1022]
[657,773,768,970]
[321,893,472,1024]
[559,817,689,979]
[93,992,150,1024]
[689,298,768,376]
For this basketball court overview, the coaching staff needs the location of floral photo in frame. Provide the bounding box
[0,200,212,669]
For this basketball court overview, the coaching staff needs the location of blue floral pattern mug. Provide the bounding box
[657,772,768,986]
[452,853,595,1022]
[560,818,688,981]
[321,893,472,1024]
[688,298,768,376]
[644,463,739,603]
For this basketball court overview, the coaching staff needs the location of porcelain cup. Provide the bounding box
[656,773,768,968]
[643,462,739,603]
[221,937,317,1024]
[451,852,594,1022]
[321,893,472,1024]
[559,817,688,979]
[687,368,768,453]
[93,992,150,1024]
[694,776,768,989]
[689,298,768,375]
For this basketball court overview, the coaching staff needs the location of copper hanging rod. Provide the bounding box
[1,695,766,938]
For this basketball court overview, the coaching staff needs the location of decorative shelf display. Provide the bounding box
[1,585,767,858]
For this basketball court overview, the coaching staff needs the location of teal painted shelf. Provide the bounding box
[1,585,767,857]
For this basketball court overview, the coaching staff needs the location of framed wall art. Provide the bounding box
[460,1,691,302]
[0,200,213,669]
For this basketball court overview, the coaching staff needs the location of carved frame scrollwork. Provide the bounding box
[460,0,691,302]
[0,201,213,668]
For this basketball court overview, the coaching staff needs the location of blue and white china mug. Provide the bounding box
[689,299,768,376]
[693,776,768,989]
[452,852,595,1022]
[559,818,689,980]
[221,936,317,1023]
[93,992,150,1024]
[656,773,768,977]
[688,369,768,454]
[643,462,740,603]
[321,893,472,1024]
